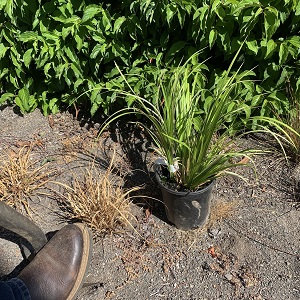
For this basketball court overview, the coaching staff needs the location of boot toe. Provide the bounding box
[18,223,92,300]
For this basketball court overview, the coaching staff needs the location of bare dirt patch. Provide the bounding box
[0,105,299,300]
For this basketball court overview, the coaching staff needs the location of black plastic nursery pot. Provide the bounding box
[154,164,215,231]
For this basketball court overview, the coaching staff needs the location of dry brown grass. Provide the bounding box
[56,153,140,235]
[208,199,239,227]
[0,145,53,215]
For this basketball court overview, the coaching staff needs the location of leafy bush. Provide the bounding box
[0,0,299,121]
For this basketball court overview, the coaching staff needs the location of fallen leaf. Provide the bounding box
[208,246,218,258]
[145,207,152,222]
[48,115,54,129]
[15,140,31,148]
[238,156,250,164]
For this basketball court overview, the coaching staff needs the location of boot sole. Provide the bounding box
[66,223,93,300]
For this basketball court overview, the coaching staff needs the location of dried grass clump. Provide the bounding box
[0,146,52,214]
[57,154,139,235]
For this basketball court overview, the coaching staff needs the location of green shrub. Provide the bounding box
[0,0,299,121]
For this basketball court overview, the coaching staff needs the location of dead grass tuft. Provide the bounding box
[56,153,140,235]
[0,145,53,215]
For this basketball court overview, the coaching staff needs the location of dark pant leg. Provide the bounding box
[0,278,31,300]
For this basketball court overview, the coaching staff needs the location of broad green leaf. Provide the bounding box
[19,31,39,42]
[0,93,14,104]
[44,62,52,77]
[64,16,81,24]
[0,68,9,79]
[155,52,163,67]
[218,29,230,52]
[265,39,277,58]
[10,53,22,69]
[65,1,74,16]
[49,98,59,114]
[42,32,60,42]
[226,102,235,113]
[114,16,126,33]
[62,25,73,39]
[9,73,18,88]
[240,7,263,36]
[204,95,214,113]
[0,0,7,10]
[82,5,101,23]
[287,36,300,48]
[74,78,84,90]
[102,10,112,31]
[90,44,102,59]
[91,102,100,116]
[28,95,38,111]
[211,0,221,12]
[246,39,258,54]
[264,7,279,40]
[5,0,14,19]
[16,87,30,112]
[295,0,300,15]
[32,14,40,29]
[48,46,55,59]
[0,43,8,59]
[75,34,83,51]
[267,91,286,112]
[15,97,24,112]
[145,3,155,22]
[92,32,106,43]
[10,45,20,57]
[177,6,184,27]
[209,29,217,48]
[64,68,73,86]
[241,103,251,119]
[71,63,83,79]
[3,28,14,45]
[251,94,262,107]
[215,6,225,21]
[56,63,68,79]
[279,42,289,65]
[36,50,49,68]
[140,0,152,13]
[166,4,176,24]
[64,46,77,62]
[288,46,297,59]
[23,48,33,68]
[41,102,49,115]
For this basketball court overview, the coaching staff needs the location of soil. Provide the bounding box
[0,105,299,300]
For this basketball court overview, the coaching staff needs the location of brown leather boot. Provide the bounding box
[18,223,92,300]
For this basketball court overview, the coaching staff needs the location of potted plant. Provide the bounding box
[99,49,259,230]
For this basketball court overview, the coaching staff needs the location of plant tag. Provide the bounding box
[169,161,179,173]
[169,164,176,173]
[154,158,179,174]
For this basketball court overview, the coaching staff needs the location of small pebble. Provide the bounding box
[208,228,221,238]
[225,273,233,281]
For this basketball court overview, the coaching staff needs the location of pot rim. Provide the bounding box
[153,163,215,196]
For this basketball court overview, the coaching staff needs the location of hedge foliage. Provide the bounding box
[0,0,299,119]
